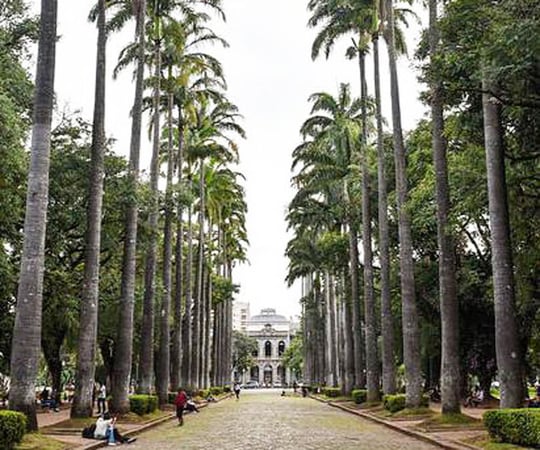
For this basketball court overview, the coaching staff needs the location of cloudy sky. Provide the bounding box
[30,0,428,320]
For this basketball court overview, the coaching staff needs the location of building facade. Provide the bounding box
[244,308,293,387]
[232,301,250,333]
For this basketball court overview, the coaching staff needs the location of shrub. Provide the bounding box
[223,386,231,393]
[129,395,158,415]
[384,394,406,413]
[146,395,158,413]
[484,409,540,448]
[352,389,367,404]
[168,393,176,404]
[0,410,27,450]
[323,387,341,398]
[383,394,429,413]
[209,386,223,396]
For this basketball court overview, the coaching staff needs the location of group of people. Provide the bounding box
[174,389,201,426]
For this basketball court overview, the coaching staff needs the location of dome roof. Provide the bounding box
[249,308,287,323]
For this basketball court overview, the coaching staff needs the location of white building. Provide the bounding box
[232,301,250,333]
[245,308,294,387]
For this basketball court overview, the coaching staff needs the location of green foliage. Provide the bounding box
[281,335,303,376]
[209,386,223,396]
[383,394,429,413]
[323,387,341,398]
[128,395,158,415]
[0,410,26,449]
[232,330,257,374]
[352,389,367,404]
[484,409,540,448]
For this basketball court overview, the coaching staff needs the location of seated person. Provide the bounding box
[185,397,199,413]
[465,388,484,407]
[527,396,540,408]
[94,413,136,444]
[40,388,59,412]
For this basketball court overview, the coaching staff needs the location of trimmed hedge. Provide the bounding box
[383,394,429,413]
[0,410,26,450]
[323,387,341,398]
[128,395,158,416]
[209,386,223,396]
[352,389,367,404]
[484,408,540,448]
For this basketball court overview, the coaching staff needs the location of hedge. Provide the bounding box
[323,387,341,398]
[129,395,158,415]
[352,389,367,404]
[0,410,26,450]
[383,394,429,413]
[484,409,540,448]
[209,386,223,396]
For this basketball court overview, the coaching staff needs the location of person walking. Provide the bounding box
[174,388,188,426]
[233,382,241,400]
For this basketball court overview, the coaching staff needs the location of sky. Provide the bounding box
[29,0,428,321]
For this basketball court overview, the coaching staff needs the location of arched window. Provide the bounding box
[264,341,272,357]
[278,341,286,356]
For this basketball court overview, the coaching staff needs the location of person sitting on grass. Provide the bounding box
[185,395,200,413]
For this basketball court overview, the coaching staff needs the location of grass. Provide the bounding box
[463,434,535,450]
[419,412,482,431]
[392,407,435,418]
[40,416,94,431]
[15,433,71,450]
[117,409,171,424]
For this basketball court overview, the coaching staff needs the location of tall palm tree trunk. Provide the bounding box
[359,51,380,402]
[111,0,146,414]
[8,0,57,431]
[429,0,460,414]
[349,225,364,388]
[157,91,175,405]
[204,271,212,387]
[385,0,422,407]
[72,0,107,418]
[482,74,523,409]
[373,32,396,395]
[325,271,337,386]
[171,108,185,390]
[192,161,205,387]
[182,198,194,386]
[139,40,162,395]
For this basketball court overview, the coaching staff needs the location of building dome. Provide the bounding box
[249,308,287,323]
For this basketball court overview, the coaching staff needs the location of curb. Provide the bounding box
[307,395,480,450]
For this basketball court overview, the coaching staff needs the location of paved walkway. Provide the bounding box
[126,389,440,450]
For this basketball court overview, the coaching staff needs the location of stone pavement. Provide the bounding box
[125,389,441,450]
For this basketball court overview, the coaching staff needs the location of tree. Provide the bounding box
[72,0,108,418]
[427,0,460,415]
[111,0,146,414]
[232,331,257,376]
[384,0,422,407]
[8,0,58,431]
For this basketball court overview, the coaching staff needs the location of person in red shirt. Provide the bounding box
[174,388,188,426]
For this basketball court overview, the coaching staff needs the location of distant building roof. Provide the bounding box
[249,308,288,323]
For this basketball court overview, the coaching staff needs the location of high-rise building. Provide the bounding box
[232,301,250,333]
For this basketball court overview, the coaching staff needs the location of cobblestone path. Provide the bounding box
[127,389,439,449]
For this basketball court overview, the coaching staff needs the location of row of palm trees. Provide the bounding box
[287,0,525,415]
[9,0,247,430]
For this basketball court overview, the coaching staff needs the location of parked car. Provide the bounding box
[272,381,282,388]
[242,380,260,389]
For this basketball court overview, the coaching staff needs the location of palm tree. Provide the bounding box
[428,0,460,414]
[110,0,146,414]
[372,0,395,395]
[481,72,523,409]
[8,0,58,431]
[384,0,422,407]
[72,0,107,418]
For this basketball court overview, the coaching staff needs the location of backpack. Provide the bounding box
[82,423,97,439]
